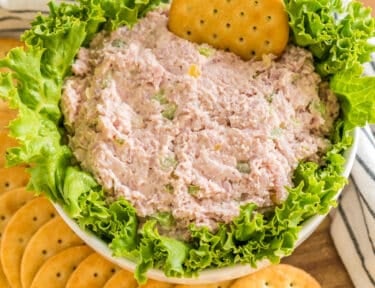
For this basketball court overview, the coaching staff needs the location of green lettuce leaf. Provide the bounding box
[285,0,375,76]
[136,221,189,282]
[285,0,375,130]
[330,68,375,129]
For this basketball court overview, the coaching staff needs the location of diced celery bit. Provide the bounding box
[270,127,283,138]
[162,103,178,120]
[198,46,214,57]
[311,100,326,115]
[152,90,169,105]
[115,138,126,145]
[164,183,174,193]
[151,212,175,228]
[111,39,126,48]
[151,90,178,120]
[236,161,251,174]
[160,156,178,170]
[188,184,200,195]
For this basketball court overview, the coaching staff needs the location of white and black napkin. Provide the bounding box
[330,54,375,287]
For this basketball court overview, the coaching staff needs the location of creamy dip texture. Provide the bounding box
[61,9,339,238]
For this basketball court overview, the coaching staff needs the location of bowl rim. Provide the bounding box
[53,128,360,285]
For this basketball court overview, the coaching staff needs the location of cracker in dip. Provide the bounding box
[61,9,339,239]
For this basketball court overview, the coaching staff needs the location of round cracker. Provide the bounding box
[21,216,85,288]
[230,264,321,288]
[103,269,137,288]
[139,279,176,288]
[0,166,30,195]
[65,253,120,288]
[0,99,9,110]
[0,129,20,168]
[0,39,24,74]
[0,99,17,130]
[0,269,10,288]
[174,281,233,288]
[30,245,93,288]
[0,109,17,130]
[0,187,35,237]
[0,38,23,58]
[0,187,34,288]
[0,197,56,288]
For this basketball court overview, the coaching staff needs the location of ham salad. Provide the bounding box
[61,9,339,238]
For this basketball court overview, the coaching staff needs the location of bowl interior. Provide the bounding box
[53,128,359,285]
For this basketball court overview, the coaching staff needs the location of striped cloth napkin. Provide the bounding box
[0,1,375,287]
[330,54,375,287]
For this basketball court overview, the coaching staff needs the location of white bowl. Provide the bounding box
[53,128,359,285]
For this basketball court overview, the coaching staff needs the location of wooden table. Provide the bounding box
[283,216,354,288]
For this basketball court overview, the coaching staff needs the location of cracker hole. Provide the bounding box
[18,238,24,243]
[111,268,116,273]
[250,50,257,56]
[42,249,47,255]
[289,283,294,287]
[254,0,259,5]
[252,26,257,31]
[0,215,5,221]
[93,272,98,278]
[240,11,245,17]
[265,40,270,46]
[4,182,10,188]
[186,30,192,36]
[56,272,61,278]
[265,281,269,286]
[33,216,38,222]
[50,213,56,218]
[213,8,218,14]
[212,33,218,39]
[224,47,230,52]
[226,23,231,28]
[239,37,244,42]
[200,19,205,25]
[72,265,77,271]
[57,239,63,244]
[266,15,272,21]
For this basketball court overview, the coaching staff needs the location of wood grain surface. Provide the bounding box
[283,216,354,288]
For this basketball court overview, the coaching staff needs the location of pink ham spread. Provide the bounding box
[61,9,339,238]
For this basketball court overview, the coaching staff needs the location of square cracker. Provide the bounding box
[168,0,289,60]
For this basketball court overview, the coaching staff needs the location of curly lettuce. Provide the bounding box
[285,0,375,129]
[0,0,374,283]
[285,0,375,76]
